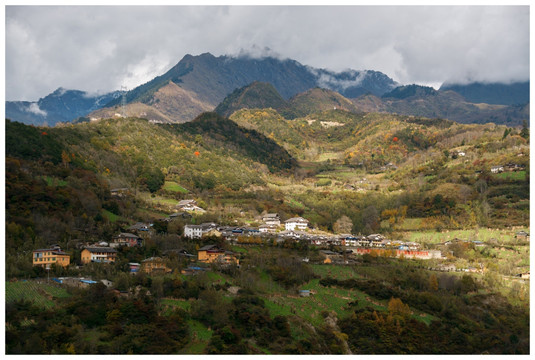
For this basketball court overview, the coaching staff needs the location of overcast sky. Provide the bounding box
[5,5,530,101]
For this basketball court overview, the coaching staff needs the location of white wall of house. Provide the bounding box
[285,219,308,231]
[184,225,203,238]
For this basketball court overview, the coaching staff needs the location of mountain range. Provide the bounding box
[5,88,122,126]
[5,52,530,126]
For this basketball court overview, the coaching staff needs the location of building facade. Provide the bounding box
[33,247,70,268]
[284,217,309,231]
[81,247,118,264]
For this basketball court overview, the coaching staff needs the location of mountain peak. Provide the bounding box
[215,81,287,118]
[381,84,438,100]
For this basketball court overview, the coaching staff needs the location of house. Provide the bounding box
[515,231,529,241]
[197,245,239,265]
[129,262,141,273]
[81,247,117,264]
[516,272,530,279]
[505,163,523,172]
[491,165,504,173]
[141,257,172,275]
[284,217,309,231]
[79,279,98,288]
[110,188,129,197]
[259,224,278,233]
[184,223,219,239]
[111,233,143,247]
[262,213,281,226]
[320,250,341,264]
[127,222,151,232]
[366,234,385,247]
[184,225,203,239]
[178,199,197,208]
[299,290,311,297]
[32,246,70,268]
[177,199,206,213]
[164,249,196,259]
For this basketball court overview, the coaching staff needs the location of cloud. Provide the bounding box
[5,6,530,101]
[25,103,47,116]
[308,68,370,91]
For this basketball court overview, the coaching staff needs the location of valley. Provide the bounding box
[5,100,530,354]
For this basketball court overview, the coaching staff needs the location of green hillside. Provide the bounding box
[214,82,288,118]
[287,87,360,118]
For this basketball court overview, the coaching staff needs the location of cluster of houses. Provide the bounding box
[32,199,529,275]
[182,213,431,253]
[490,163,525,174]
[184,214,311,239]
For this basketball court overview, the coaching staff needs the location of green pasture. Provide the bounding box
[5,281,71,309]
[163,181,189,194]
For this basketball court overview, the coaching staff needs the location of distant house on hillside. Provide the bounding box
[491,165,504,173]
[284,217,309,231]
[197,245,239,266]
[505,163,524,172]
[320,250,341,264]
[127,222,151,232]
[33,246,70,268]
[184,223,219,239]
[129,262,141,273]
[262,213,281,226]
[111,233,143,247]
[141,257,172,275]
[259,224,278,233]
[177,199,206,213]
[81,247,117,264]
[110,188,129,197]
[184,224,203,239]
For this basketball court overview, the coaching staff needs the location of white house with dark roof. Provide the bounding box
[284,217,309,231]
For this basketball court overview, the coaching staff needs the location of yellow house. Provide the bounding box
[33,247,70,268]
[141,257,172,274]
[81,247,117,264]
[197,245,239,265]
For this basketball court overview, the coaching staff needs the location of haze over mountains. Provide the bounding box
[5,52,530,126]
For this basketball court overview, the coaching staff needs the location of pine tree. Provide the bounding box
[520,120,529,140]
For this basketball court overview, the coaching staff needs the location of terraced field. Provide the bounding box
[5,280,71,308]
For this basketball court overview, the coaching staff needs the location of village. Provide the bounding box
[31,197,531,292]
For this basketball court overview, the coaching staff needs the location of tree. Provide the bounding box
[362,205,379,234]
[520,120,529,140]
[428,274,439,292]
[388,297,411,317]
[333,215,353,234]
